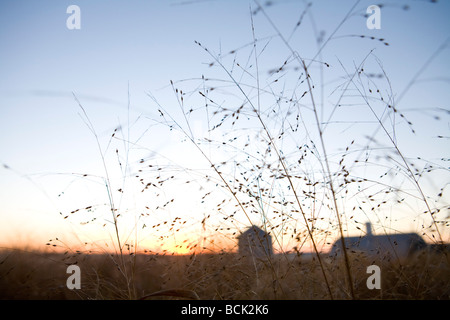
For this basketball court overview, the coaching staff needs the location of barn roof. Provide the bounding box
[237,225,270,238]
[331,223,427,256]
[334,233,425,248]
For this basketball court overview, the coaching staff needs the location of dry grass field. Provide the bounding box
[1,249,448,300]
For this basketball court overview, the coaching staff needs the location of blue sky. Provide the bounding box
[0,0,449,253]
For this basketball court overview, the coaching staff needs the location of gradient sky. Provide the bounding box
[0,0,449,254]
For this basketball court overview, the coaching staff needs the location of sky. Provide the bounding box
[0,0,449,255]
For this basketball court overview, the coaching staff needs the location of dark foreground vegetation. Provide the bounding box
[1,249,448,300]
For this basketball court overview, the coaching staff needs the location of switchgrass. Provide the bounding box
[1,0,449,300]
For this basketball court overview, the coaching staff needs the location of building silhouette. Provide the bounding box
[238,225,273,259]
[330,222,427,259]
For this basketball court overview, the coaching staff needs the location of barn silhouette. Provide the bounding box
[330,222,427,259]
[237,225,273,259]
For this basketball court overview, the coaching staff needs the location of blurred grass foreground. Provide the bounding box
[0,245,449,300]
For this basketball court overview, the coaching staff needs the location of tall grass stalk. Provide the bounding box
[72,92,137,299]
[253,0,361,298]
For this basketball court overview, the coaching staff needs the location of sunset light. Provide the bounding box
[1,0,449,304]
